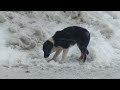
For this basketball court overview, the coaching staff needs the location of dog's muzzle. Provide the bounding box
[44,54,49,58]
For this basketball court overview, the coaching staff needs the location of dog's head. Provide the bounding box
[43,40,54,58]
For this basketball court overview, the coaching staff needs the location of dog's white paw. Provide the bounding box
[47,58,58,63]
[59,61,64,64]
[54,59,57,62]
[47,59,53,63]
[47,60,51,63]
[52,58,57,62]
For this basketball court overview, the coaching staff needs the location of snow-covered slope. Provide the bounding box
[0,11,120,79]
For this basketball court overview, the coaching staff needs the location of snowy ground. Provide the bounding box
[0,11,120,79]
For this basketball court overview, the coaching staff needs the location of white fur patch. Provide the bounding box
[48,37,54,44]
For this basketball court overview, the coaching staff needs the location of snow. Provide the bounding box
[0,11,120,79]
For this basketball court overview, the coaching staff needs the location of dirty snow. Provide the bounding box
[0,11,120,79]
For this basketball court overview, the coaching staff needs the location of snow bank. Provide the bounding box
[0,11,120,70]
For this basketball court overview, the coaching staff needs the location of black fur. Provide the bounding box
[52,26,90,62]
[43,26,90,62]
[43,40,53,58]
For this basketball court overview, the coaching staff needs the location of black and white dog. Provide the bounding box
[43,26,90,64]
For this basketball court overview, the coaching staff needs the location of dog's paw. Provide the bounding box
[47,60,51,63]
[79,60,85,65]
[52,58,57,62]
[59,61,64,64]
[47,58,58,63]
[47,59,53,63]
[54,59,57,62]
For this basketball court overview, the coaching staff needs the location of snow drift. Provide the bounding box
[0,11,120,78]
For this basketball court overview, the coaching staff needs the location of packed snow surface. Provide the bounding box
[0,11,120,79]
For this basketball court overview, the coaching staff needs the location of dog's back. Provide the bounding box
[52,26,90,48]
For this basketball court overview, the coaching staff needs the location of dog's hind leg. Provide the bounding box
[77,43,88,63]
[80,49,89,60]
[80,52,84,59]
[80,49,88,63]
[59,48,69,64]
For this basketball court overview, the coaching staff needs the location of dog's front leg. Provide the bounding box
[59,49,69,64]
[52,49,62,62]
[47,49,62,62]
